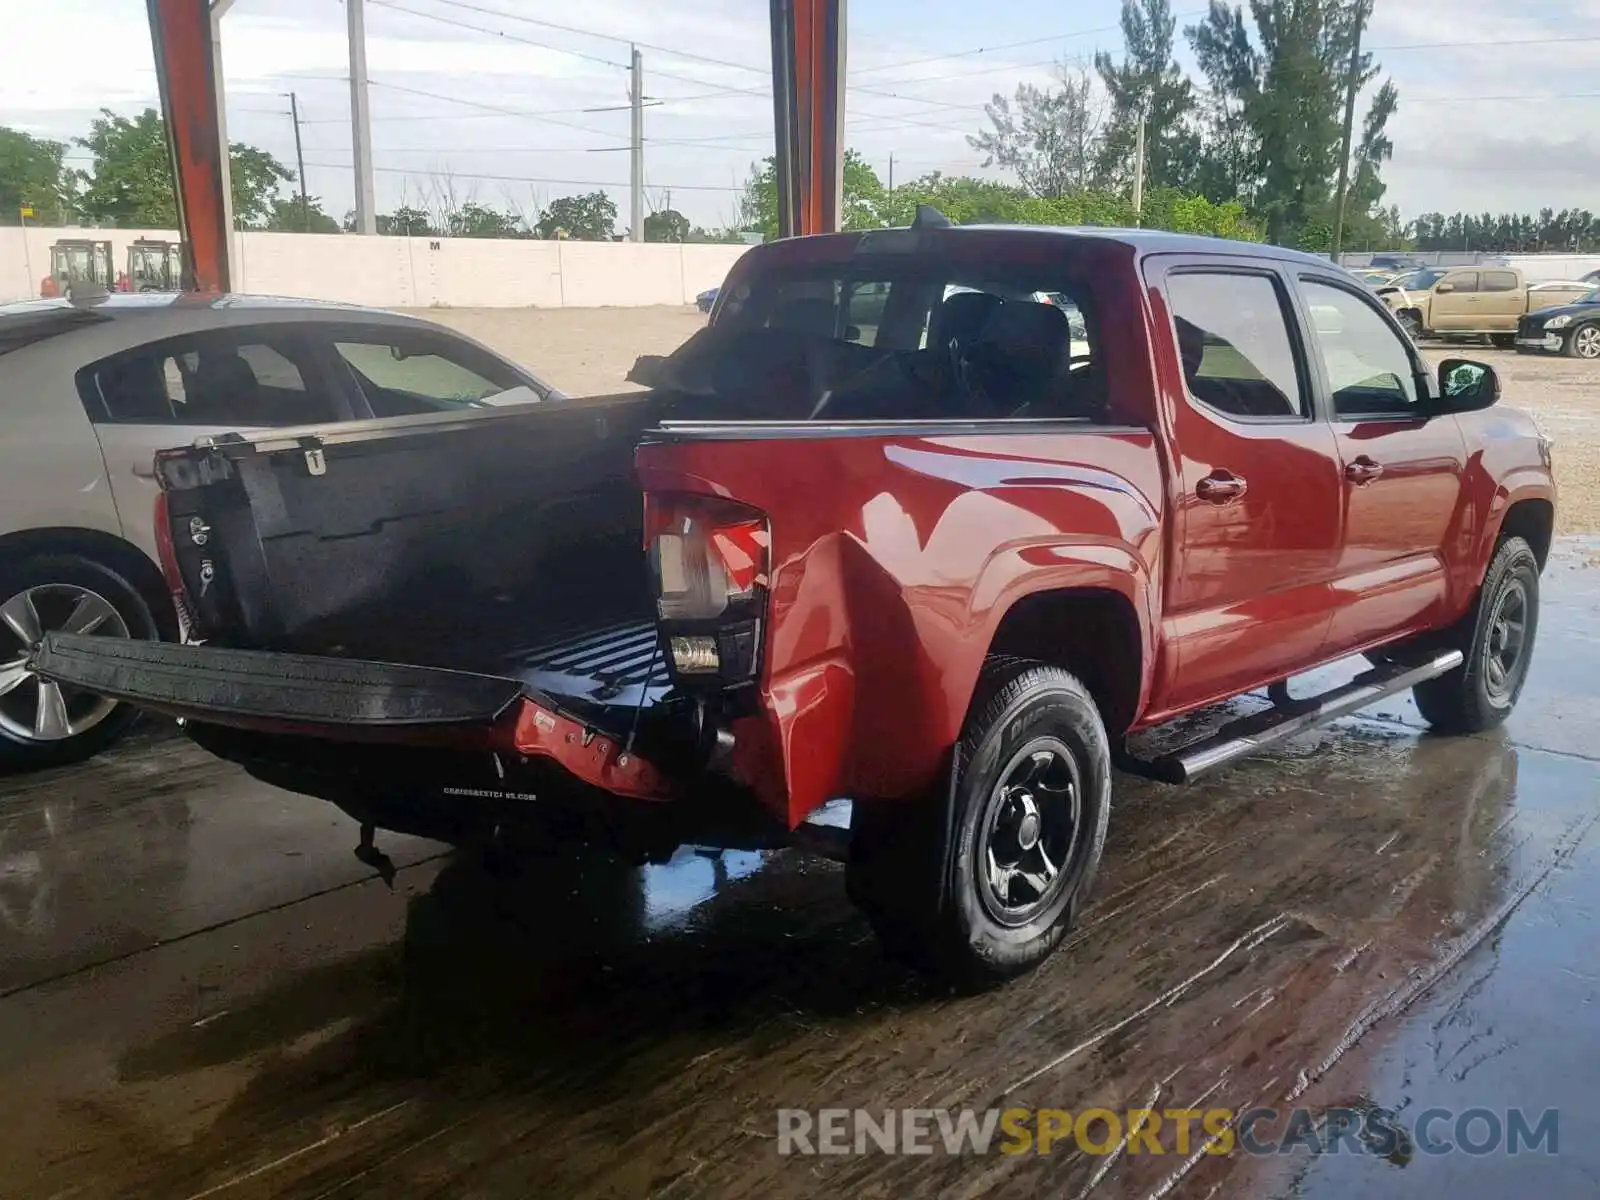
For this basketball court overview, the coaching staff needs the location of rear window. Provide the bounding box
[647,256,1106,423]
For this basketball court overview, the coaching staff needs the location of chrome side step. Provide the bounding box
[1120,649,1465,785]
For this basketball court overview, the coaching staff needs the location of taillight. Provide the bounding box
[153,490,183,599]
[644,494,769,681]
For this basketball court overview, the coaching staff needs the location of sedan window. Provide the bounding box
[82,328,342,427]
[330,331,540,416]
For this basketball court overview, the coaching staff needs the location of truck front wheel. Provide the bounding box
[1412,535,1540,733]
[847,659,1111,987]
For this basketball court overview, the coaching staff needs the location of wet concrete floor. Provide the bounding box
[1,541,1597,1199]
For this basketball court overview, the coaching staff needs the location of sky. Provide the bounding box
[4,0,1599,232]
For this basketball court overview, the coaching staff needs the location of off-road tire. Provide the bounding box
[846,658,1111,988]
[1410,536,1540,733]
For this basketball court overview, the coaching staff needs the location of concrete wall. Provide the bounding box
[0,226,750,308]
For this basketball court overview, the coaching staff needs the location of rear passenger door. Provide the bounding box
[76,325,355,560]
[1149,260,1345,715]
[1293,273,1467,655]
[1478,269,1524,328]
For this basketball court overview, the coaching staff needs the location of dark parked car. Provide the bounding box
[696,287,718,313]
[1515,284,1600,358]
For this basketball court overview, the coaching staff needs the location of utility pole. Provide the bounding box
[1131,114,1146,226]
[1332,0,1372,263]
[285,92,310,231]
[887,153,894,193]
[347,0,377,234]
[630,46,644,243]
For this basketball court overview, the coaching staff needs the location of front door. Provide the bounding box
[1293,273,1468,654]
[1429,269,1481,331]
[1145,261,1345,718]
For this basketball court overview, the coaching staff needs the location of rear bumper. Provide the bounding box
[32,633,677,801]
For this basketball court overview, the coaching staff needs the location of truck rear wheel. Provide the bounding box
[846,658,1111,988]
[1411,535,1540,733]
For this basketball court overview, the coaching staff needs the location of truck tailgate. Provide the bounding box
[32,633,524,729]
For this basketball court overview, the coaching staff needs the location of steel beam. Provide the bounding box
[147,0,232,291]
[770,0,845,238]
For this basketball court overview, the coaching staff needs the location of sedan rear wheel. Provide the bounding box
[0,555,157,772]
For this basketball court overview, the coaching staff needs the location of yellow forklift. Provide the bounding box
[125,238,185,292]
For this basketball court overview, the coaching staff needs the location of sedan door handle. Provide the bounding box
[1196,470,1247,504]
[1344,457,1384,485]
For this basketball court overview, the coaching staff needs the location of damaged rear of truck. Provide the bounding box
[32,223,1168,981]
[37,221,1546,984]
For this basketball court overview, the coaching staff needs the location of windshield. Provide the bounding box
[631,254,1110,424]
[1392,268,1446,290]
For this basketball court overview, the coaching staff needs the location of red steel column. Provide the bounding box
[770,0,846,237]
[147,0,232,291]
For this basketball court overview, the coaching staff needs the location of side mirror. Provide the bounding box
[1437,358,1500,411]
[1435,282,1455,293]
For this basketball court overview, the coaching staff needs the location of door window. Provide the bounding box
[330,330,538,416]
[1166,272,1307,419]
[1481,270,1519,293]
[1300,279,1419,418]
[81,328,341,427]
[1441,271,1479,293]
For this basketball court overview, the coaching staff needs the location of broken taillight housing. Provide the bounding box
[644,494,769,682]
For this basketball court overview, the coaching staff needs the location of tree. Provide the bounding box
[265,194,341,234]
[737,150,886,239]
[1093,0,1200,192]
[446,201,528,238]
[644,208,691,242]
[536,191,617,240]
[969,62,1109,197]
[73,108,291,229]
[1184,1,1397,248]
[357,206,438,236]
[0,127,75,224]
[228,143,294,227]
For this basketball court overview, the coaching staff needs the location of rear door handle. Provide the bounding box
[1345,457,1384,485]
[1196,471,1247,504]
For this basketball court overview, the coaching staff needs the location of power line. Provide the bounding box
[857,31,1600,92]
[299,102,615,125]
[365,0,627,69]
[360,0,1007,126]
[298,160,745,191]
[852,10,1208,78]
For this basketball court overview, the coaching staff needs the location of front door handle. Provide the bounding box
[1196,470,1247,504]
[1345,456,1384,485]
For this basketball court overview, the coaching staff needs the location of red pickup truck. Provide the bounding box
[31,215,1556,985]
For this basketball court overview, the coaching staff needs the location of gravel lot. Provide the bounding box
[408,306,1598,534]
